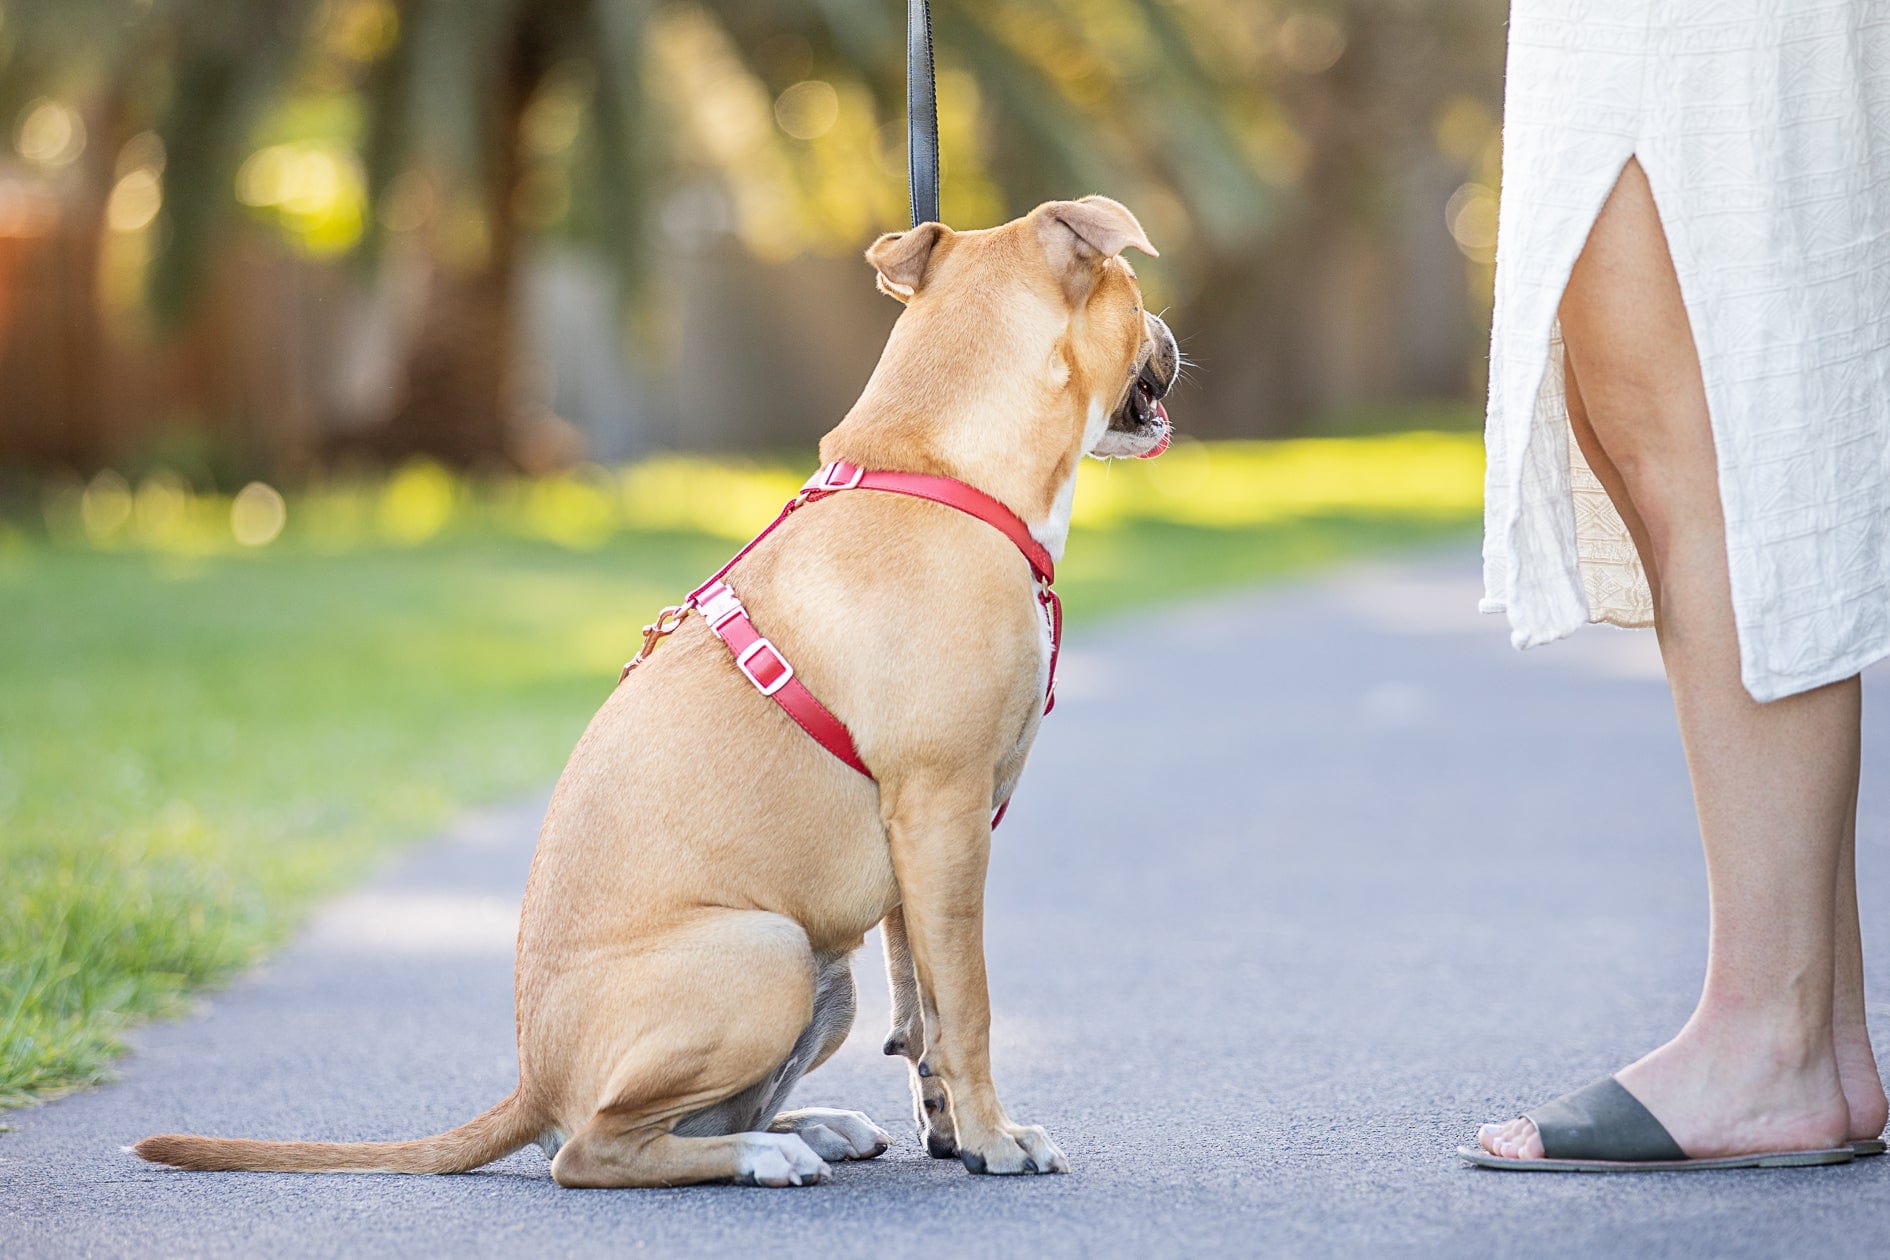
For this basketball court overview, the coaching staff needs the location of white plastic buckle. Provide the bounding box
[735,639,794,696]
[804,461,865,493]
[695,581,744,635]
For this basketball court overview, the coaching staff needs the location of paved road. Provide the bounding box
[5,552,1887,1257]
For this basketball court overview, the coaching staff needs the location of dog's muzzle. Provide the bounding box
[1109,313,1178,457]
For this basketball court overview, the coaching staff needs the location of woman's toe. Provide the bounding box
[1509,1118,1544,1159]
[1478,1117,1544,1159]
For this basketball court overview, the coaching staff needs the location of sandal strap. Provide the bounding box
[1525,1076,1687,1162]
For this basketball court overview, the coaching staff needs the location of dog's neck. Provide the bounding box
[818,302,1092,561]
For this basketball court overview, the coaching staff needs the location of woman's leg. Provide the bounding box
[1566,334,1885,1149]
[1564,345,1663,615]
[1479,158,1866,1159]
[1836,756,1888,1140]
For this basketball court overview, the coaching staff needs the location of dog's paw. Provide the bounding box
[771,1109,891,1161]
[957,1124,1068,1176]
[919,1089,958,1158]
[733,1132,833,1187]
[911,1071,958,1157]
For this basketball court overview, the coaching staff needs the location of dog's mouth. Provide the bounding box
[1118,367,1169,446]
[1098,316,1177,460]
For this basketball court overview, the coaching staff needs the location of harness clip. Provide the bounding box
[694,581,745,634]
[804,460,866,493]
[620,604,689,680]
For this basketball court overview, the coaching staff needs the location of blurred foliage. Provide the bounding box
[0,0,1503,312]
[0,0,1505,470]
[12,431,1485,556]
[0,0,1284,317]
[0,433,1481,1106]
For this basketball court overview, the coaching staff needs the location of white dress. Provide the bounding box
[1481,0,1890,701]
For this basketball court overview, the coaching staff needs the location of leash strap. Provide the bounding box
[907,0,940,226]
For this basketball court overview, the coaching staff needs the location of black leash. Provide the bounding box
[906,0,939,227]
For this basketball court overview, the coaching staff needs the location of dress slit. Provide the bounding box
[1482,1,1890,702]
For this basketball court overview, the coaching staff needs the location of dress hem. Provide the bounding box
[1478,600,1888,701]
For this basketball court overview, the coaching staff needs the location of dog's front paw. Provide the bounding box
[924,1125,960,1160]
[771,1108,892,1161]
[908,1065,958,1157]
[733,1132,833,1187]
[956,1123,1068,1176]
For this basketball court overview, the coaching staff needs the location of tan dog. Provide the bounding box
[136,196,1178,1188]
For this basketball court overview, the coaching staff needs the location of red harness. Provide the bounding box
[621,461,1061,819]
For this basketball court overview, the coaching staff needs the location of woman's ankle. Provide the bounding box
[1834,1022,1888,1138]
[1686,986,1839,1068]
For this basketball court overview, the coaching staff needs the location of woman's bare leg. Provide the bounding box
[1563,340,1885,1148]
[1835,755,1888,1140]
[1479,158,1866,1159]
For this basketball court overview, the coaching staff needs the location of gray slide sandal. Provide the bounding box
[1457,1077,1857,1172]
[1855,1138,1886,1157]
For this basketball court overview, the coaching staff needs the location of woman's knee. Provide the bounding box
[1559,312,1720,567]
[1557,155,1714,485]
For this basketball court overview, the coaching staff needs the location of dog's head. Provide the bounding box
[863,196,1178,463]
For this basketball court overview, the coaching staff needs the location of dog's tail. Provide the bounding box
[132,1090,541,1175]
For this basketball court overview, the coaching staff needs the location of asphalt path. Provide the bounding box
[4,551,1887,1257]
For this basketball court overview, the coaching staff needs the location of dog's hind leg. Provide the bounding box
[765,956,892,1161]
[548,910,831,1188]
[553,1118,831,1188]
[879,907,960,1157]
[675,952,890,1162]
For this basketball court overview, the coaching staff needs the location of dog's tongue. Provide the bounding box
[1136,401,1171,460]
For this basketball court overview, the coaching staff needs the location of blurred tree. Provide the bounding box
[1175,0,1506,435]
[1,0,1503,469]
[2,0,1266,468]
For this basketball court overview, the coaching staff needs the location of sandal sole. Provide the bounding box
[1457,1145,1856,1173]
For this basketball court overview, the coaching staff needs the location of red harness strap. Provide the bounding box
[626,461,1061,816]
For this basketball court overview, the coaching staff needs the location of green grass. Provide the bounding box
[0,437,1481,1107]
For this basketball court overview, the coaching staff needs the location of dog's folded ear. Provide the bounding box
[1035,196,1158,304]
[867,223,951,303]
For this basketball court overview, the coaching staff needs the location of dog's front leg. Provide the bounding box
[880,907,960,1158]
[884,780,1067,1175]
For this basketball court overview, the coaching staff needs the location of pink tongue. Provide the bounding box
[1136,401,1171,460]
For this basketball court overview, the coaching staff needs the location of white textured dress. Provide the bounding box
[1481,0,1890,701]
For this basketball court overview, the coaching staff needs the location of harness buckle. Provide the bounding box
[694,581,745,634]
[735,638,794,696]
[804,460,865,493]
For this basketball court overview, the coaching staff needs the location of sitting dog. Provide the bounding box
[137,196,1178,1187]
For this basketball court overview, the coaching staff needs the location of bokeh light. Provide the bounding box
[1446,182,1499,260]
[15,99,85,168]
[80,470,133,542]
[231,482,289,547]
[235,142,367,254]
[106,169,163,233]
[1278,13,1348,75]
[774,81,840,141]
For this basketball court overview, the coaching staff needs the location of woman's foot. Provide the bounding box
[1478,1017,1852,1161]
[1836,1022,1888,1143]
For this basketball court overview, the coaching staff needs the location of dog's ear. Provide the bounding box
[1035,196,1158,305]
[866,222,950,303]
